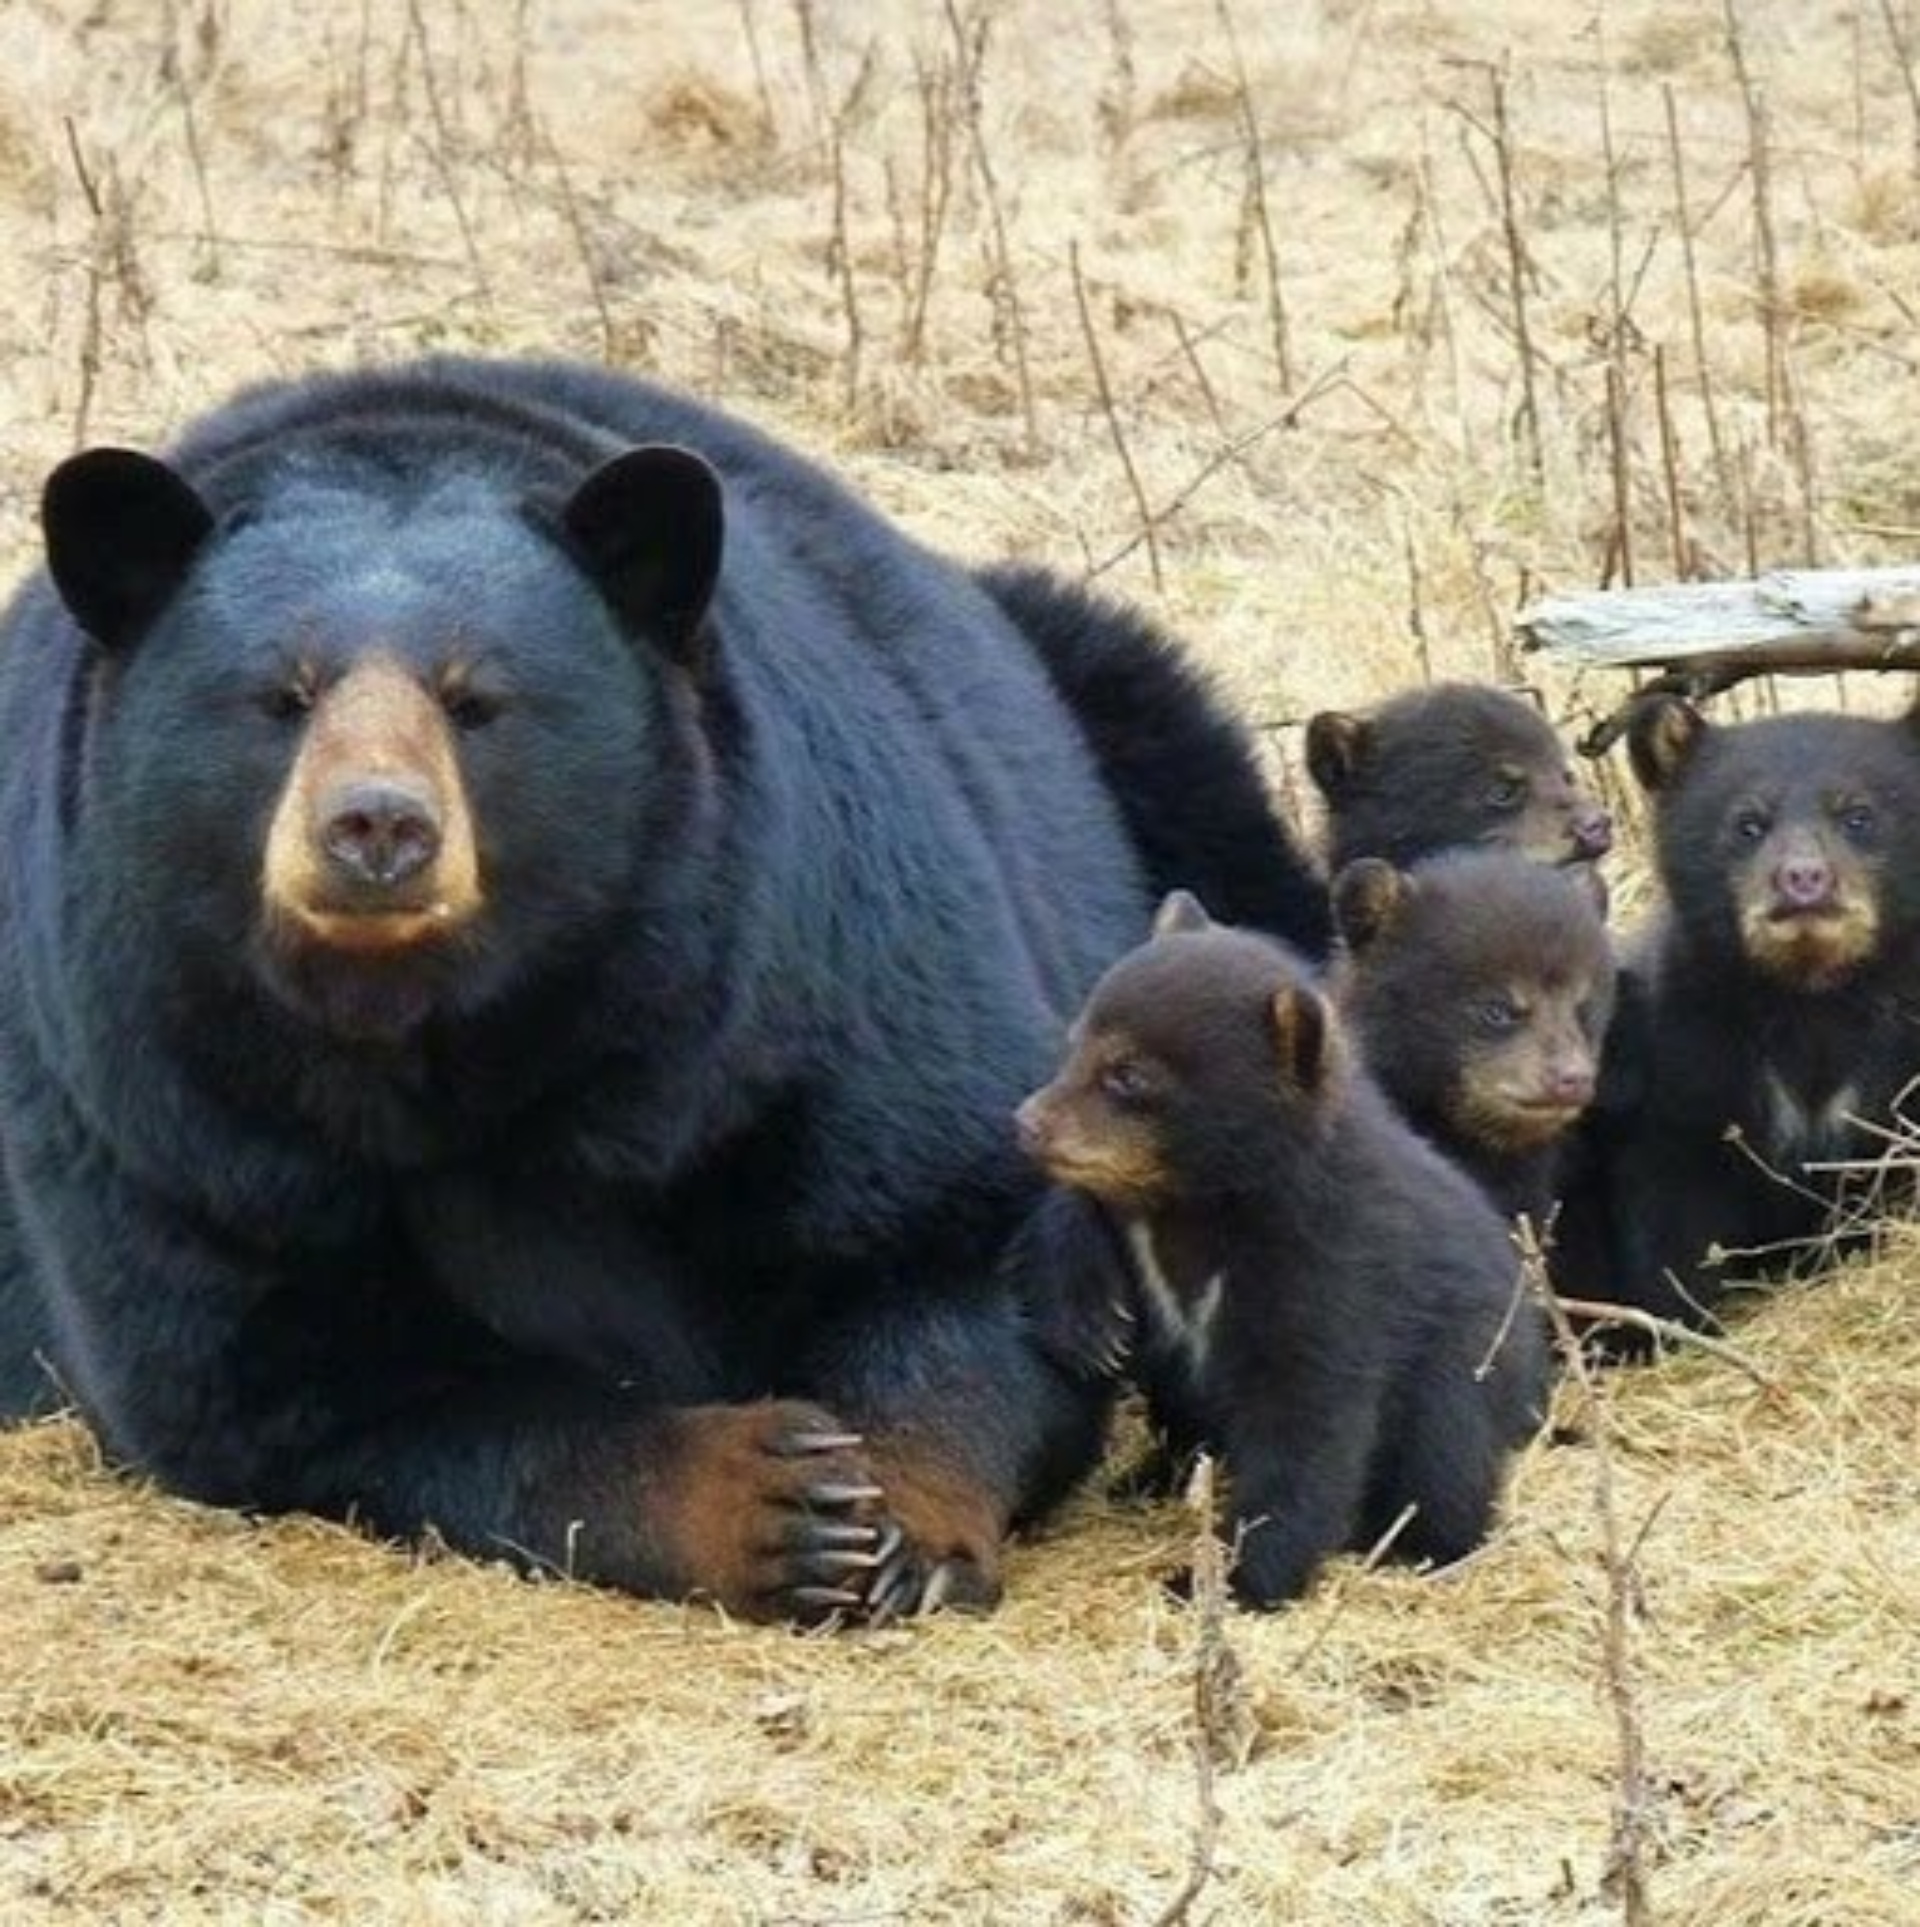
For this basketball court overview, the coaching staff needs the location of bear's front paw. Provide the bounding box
[860,1433,1006,1622]
[657,1400,912,1627]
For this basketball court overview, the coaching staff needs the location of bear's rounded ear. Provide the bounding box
[1305,710,1370,799]
[1270,980,1335,1093]
[1330,857,1408,954]
[1151,888,1214,939]
[42,449,215,654]
[1625,693,1707,793]
[560,445,724,668]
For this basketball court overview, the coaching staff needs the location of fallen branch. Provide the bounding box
[1519,567,1920,752]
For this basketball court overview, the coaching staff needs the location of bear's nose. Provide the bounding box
[1570,806,1614,859]
[1776,853,1834,909]
[319,778,442,890]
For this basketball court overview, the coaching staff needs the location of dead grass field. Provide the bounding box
[2,1,1918,1921]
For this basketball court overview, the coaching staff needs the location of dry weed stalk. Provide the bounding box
[943,0,1038,454]
[406,0,492,307]
[1486,63,1543,489]
[1524,1222,1657,1926]
[1216,0,1294,395]
[159,0,222,280]
[544,133,616,362]
[1070,243,1163,591]
[824,109,865,418]
[1874,0,1920,178]
[1150,1453,1236,1927]
[1661,85,1734,532]
[897,46,958,365]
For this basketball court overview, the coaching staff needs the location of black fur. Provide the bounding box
[1332,851,1616,1225]
[1307,681,1613,882]
[979,564,1331,956]
[1017,904,1548,1608]
[1557,695,1920,1339]
[0,358,1322,1620]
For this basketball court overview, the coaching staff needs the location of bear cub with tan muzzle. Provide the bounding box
[1017,892,1549,1609]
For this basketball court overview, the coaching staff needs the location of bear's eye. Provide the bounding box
[1733,809,1770,843]
[1837,802,1876,840]
[1475,996,1523,1034]
[1099,1061,1155,1108]
[1482,772,1525,811]
[257,676,315,723]
[440,684,504,732]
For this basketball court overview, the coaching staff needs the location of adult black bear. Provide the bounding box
[1016,894,1547,1609]
[1557,693,1920,1336]
[1307,682,1613,884]
[0,357,1326,1623]
[1331,850,1616,1225]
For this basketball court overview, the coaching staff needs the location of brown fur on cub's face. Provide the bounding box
[262,654,482,956]
[1307,682,1612,877]
[1016,891,1341,1210]
[1628,693,1920,992]
[1332,851,1615,1156]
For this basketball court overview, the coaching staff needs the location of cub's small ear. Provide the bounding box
[1330,858,1408,955]
[1151,888,1214,939]
[42,449,215,654]
[1625,693,1707,793]
[1305,711,1370,799]
[560,445,724,669]
[1271,980,1335,1093]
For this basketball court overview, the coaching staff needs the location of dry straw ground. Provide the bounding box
[1,1,1917,1921]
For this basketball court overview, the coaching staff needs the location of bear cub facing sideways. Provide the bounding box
[1017,894,1549,1609]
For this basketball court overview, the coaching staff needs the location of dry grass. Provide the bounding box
[3,1,1919,1920]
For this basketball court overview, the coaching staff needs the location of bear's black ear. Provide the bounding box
[561,445,724,668]
[1625,693,1706,793]
[1151,888,1214,939]
[1270,980,1335,1093]
[1330,857,1407,954]
[42,449,215,654]
[1305,711,1370,799]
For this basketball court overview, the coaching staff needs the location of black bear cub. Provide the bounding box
[1557,693,1920,1334]
[1016,894,1547,1609]
[1307,682,1614,883]
[1331,850,1616,1225]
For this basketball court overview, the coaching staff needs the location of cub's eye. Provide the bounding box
[1482,774,1525,811]
[1099,1061,1155,1107]
[1837,802,1876,840]
[1733,809,1770,843]
[1475,997,1523,1034]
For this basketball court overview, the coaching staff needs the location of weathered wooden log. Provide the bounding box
[1516,568,1920,753]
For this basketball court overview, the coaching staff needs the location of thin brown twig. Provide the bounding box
[1487,62,1544,487]
[1216,0,1293,394]
[406,0,492,305]
[1662,84,1734,528]
[1150,1455,1231,1927]
[1520,1223,1656,1926]
[1070,243,1162,592]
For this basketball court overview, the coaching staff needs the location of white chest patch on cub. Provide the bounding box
[1761,1071,1862,1162]
[1126,1221,1224,1374]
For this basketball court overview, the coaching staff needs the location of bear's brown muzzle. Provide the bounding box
[262,656,481,954]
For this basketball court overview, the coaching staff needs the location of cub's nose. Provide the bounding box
[1014,1094,1053,1158]
[1570,806,1614,859]
[318,778,442,889]
[1776,853,1835,910]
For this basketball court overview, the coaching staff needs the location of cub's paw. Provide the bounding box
[657,1400,905,1627]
